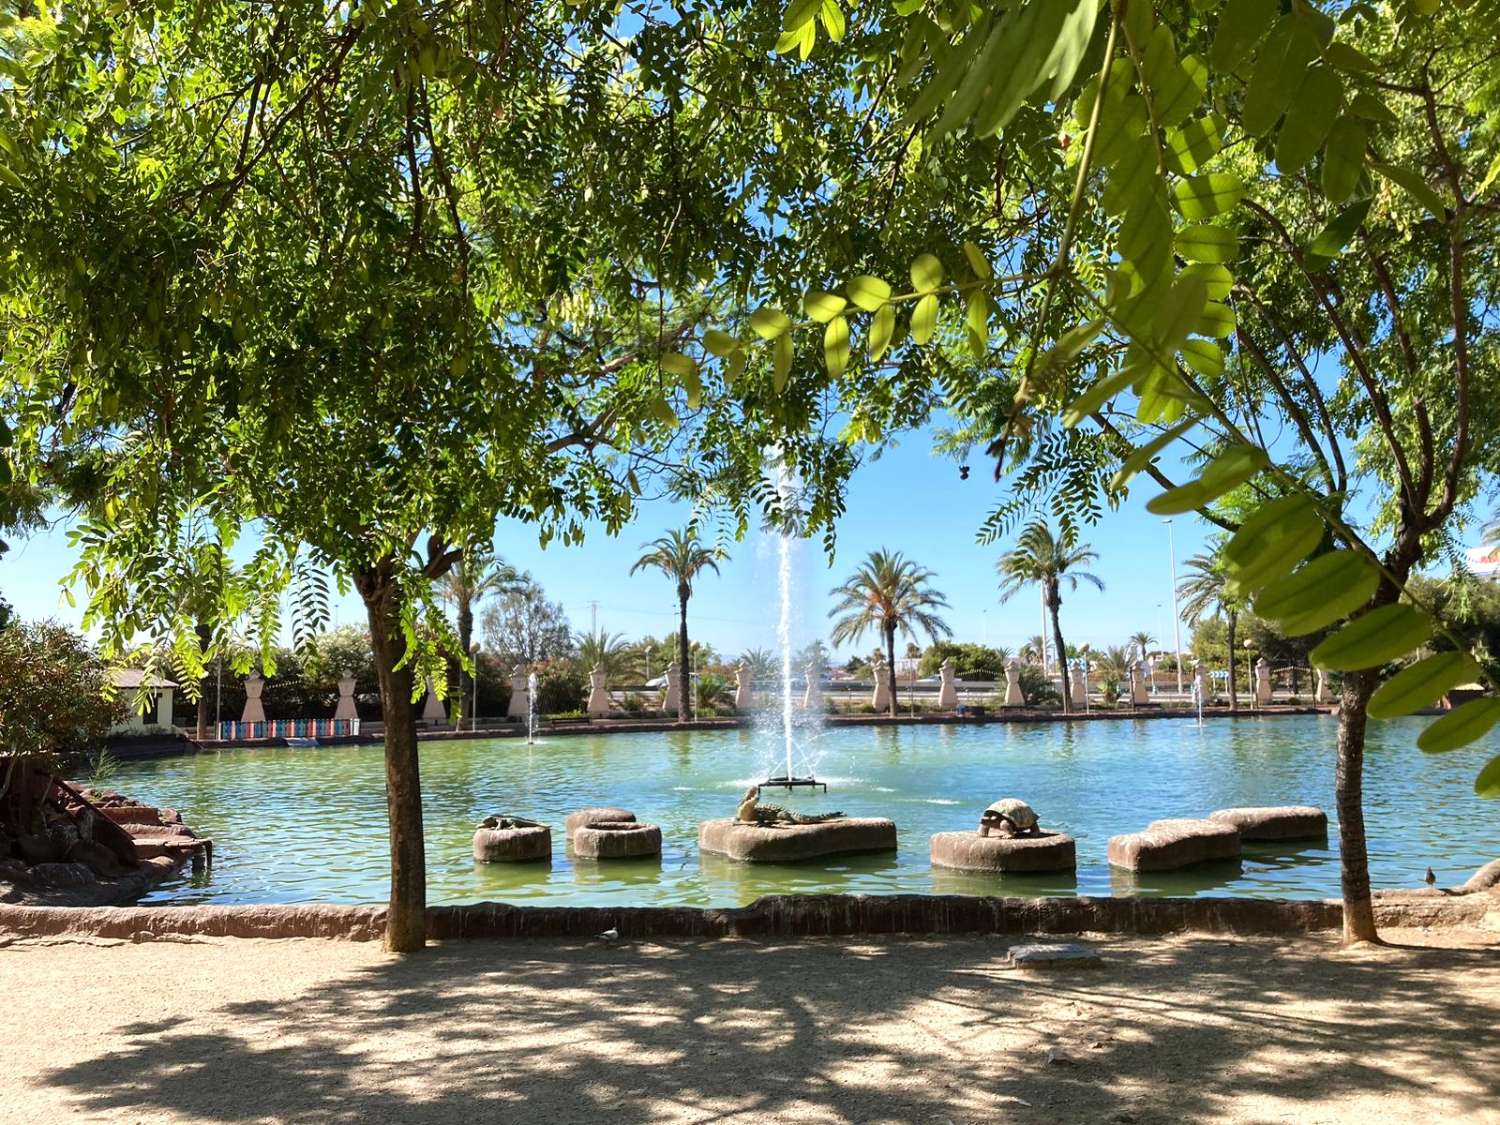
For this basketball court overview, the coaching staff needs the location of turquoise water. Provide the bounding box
[119,715,1499,907]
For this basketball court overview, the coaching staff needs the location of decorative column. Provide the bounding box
[507,665,529,719]
[242,671,267,724]
[1254,658,1273,706]
[937,658,958,710]
[734,661,754,712]
[1314,667,1331,705]
[1131,660,1151,705]
[334,671,358,721]
[1070,662,1087,708]
[1196,661,1212,703]
[870,654,891,712]
[1003,659,1024,707]
[803,662,823,710]
[421,678,448,725]
[586,664,610,717]
[663,659,682,715]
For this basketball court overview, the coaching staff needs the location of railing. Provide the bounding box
[215,718,360,741]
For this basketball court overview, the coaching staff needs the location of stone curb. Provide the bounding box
[0,891,1488,944]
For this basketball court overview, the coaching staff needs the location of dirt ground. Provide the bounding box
[2,926,1497,1124]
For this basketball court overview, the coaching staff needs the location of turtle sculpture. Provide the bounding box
[978,799,1040,838]
[736,786,845,827]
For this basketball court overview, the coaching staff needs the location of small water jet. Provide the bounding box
[526,670,540,745]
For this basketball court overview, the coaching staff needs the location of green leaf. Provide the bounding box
[1196,301,1236,338]
[1044,0,1100,101]
[750,306,792,339]
[847,275,892,312]
[911,293,939,345]
[819,0,846,41]
[1252,550,1380,635]
[823,315,850,377]
[1371,161,1447,217]
[1321,115,1367,203]
[682,366,704,409]
[1176,223,1239,263]
[1180,337,1223,377]
[1172,173,1245,219]
[1242,16,1323,137]
[803,290,848,323]
[1476,754,1500,799]
[1180,262,1233,301]
[1323,40,1376,72]
[660,351,697,378]
[1310,603,1432,671]
[1418,698,1500,755]
[1222,495,1325,598]
[1276,66,1342,174]
[1109,416,1199,492]
[963,241,993,280]
[1146,445,1267,515]
[1166,114,1226,176]
[1210,0,1278,71]
[772,332,793,392]
[0,163,22,190]
[1305,197,1372,270]
[965,289,989,343]
[1063,367,1135,429]
[868,303,896,361]
[1034,319,1104,391]
[1369,652,1483,720]
[703,329,740,358]
[782,0,820,31]
[1348,91,1397,126]
[910,253,944,293]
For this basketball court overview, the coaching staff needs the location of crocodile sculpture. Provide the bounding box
[736,786,844,827]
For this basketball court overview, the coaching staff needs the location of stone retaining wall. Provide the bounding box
[0,890,1489,944]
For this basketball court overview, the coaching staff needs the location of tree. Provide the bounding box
[482,579,574,671]
[828,549,952,717]
[739,647,778,682]
[1129,632,1157,663]
[1179,552,1243,711]
[917,642,1012,681]
[996,524,1104,712]
[575,628,637,684]
[630,529,724,722]
[439,548,518,730]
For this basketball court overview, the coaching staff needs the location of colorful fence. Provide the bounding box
[216,719,360,742]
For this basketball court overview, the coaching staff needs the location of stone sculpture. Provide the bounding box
[937,658,958,710]
[735,786,844,827]
[1131,660,1150,705]
[1315,668,1331,705]
[1195,661,1212,703]
[1003,659,1024,707]
[333,671,358,722]
[507,665,529,720]
[803,663,822,710]
[421,678,447,724]
[734,661,753,712]
[586,664,610,717]
[870,653,891,712]
[662,659,682,715]
[1070,663,1087,707]
[241,672,267,724]
[1254,658,1273,705]
[978,798,1040,838]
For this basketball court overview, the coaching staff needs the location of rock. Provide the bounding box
[1107,818,1242,872]
[1044,1047,1074,1066]
[1459,857,1500,894]
[572,821,662,860]
[159,808,184,825]
[930,830,1076,873]
[698,817,897,863]
[1008,942,1103,969]
[472,821,551,863]
[16,833,63,865]
[1208,806,1327,841]
[67,840,133,879]
[28,862,97,889]
[565,807,637,843]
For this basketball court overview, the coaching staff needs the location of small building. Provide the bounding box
[108,669,178,734]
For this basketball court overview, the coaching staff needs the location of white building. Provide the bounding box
[108,669,177,734]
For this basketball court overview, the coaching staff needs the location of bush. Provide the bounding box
[0,620,124,774]
[533,663,586,715]
[1017,664,1060,708]
[618,692,648,716]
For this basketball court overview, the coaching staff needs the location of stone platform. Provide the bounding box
[698,818,897,863]
[573,821,661,860]
[929,830,1076,873]
[1209,806,1328,841]
[473,820,551,863]
[565,807,636,843]
[1108,818,1242,872]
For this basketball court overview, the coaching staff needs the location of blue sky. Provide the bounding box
[2,425,1220,662]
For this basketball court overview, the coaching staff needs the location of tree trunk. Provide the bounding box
[456,598,474,731]
[1048,581,1070,712]
[195,620,212,741]
[1226,611,1239,712]
[677,584,691,723]
[1336,668,1380,944]
[357,561,427,954]
[885,624,899,718]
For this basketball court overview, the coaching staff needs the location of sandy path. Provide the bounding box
[2,927,1497,1124]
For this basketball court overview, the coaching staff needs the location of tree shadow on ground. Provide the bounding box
[36,930,1500,1123]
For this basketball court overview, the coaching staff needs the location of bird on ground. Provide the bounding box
[1425,867,1437,887]
[597,926,620,943]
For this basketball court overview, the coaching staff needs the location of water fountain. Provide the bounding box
[526,670,540,745]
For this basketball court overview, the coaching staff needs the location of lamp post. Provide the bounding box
[471,642,481,732]
[1166,518,1183,699]
[1243,637,1256,710]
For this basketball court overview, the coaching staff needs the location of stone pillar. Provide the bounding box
[1003,658,1024,707]
[586,664,610,717]
[1315,667,1330,705]
[937,658,958,710]
[870,654,891,712]
[1131,660,1151,705]
[507,665,529,719]
[242,672,267,724]
[1255,658,1273,705]
[1196,661,1212,703]
[803,663,822,710]
[663,660,682,715]
[422,678,447,724]
[734,661,753,712]
[334,672,358,721]
[1070,662,1087,707]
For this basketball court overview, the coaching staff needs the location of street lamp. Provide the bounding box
[471,642,481,732]
[1243,637,1256,710]
[1166,518,1183,699]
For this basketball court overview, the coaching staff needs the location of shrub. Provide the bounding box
[533,663,586,715]
[1016,664,1060,708]
[0,620,124,774]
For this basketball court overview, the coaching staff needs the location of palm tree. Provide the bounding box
[630,528,723,722]
[738,647,778,681]
[1178,551,1243,710]
[995,522,1104,712]
[439,546,518,729]
[575,628,636,683]
[828,549,952,717]
[1129,631,1157,663]
[1020,634,1048,666]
